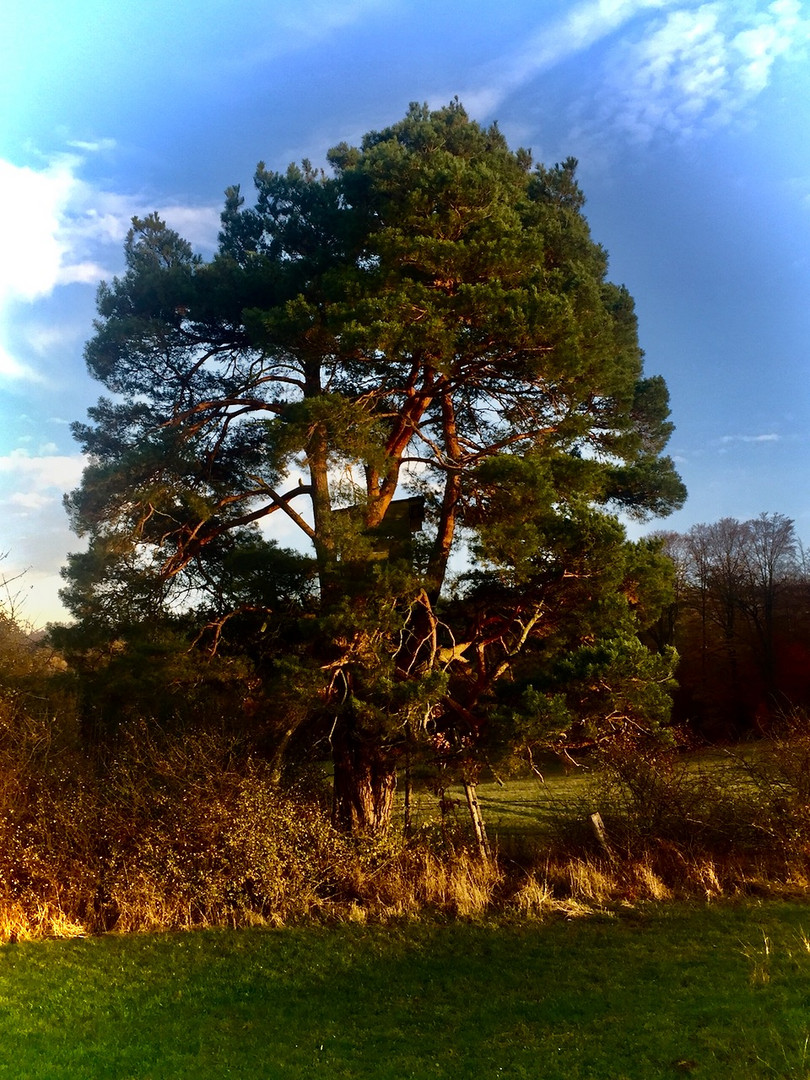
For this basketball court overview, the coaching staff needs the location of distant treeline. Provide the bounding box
[652,513,810,739]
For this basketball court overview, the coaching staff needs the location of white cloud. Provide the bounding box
[0,449,86,492]
[0,148,220,381]
[0,450,89,623]
[160,204,221,253]
[601,0,810,142]
[0,341,40,381]
[8,491,54,512]
[0,157,75,304]
[720,432,780,443]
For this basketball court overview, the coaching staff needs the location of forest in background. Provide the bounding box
[653,513,810,740]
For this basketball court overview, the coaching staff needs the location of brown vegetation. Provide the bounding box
[3,668,810,943]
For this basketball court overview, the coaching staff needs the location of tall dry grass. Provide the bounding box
[0,700,512,938]
[5,683,810,940]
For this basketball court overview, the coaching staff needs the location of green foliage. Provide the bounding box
[62,101,686,827]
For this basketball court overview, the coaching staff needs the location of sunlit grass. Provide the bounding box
[398,748,756,847]
[395,754,597,841]
[3,903,810,1078]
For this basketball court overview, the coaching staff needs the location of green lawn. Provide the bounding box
[4,902,810,1078]
[408,747,762,850]
[399,755,599,843]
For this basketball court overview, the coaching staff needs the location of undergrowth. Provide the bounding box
[5,694,810,941]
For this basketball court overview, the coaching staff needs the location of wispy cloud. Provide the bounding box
[0,342,40,382]
[720,432,781,444]
[223,0,397,76]
[65,138,117,154]
[22,320,87,357]
[454,0,808,144]
[275,0,394,37]
[457,0,675,117]
[600,0,810,141]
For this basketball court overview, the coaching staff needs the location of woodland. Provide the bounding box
[1,102,810,939]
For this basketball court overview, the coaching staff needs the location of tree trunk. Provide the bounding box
[331,737,397,834]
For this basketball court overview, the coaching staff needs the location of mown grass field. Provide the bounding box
[4,902,810,1079]
[398,754,596,838]
[402,748,746,847]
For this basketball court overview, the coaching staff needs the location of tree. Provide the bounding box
[661,514,804,735]
[741,512,797,698]
[63,101,685,832]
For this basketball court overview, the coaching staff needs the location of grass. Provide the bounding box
[399,755,598,843]
[401,749,754,850]
[4,902,810,1078]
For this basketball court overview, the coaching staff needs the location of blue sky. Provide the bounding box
[2,0,809,623]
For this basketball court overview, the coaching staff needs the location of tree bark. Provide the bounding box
[426,389,463,603]
[331,734,397,834]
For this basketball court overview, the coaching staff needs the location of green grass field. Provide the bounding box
[412,746,763,851]
[399,755,598,840]
[4,901,810,1079]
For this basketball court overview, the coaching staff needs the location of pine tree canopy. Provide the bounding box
[62,101,686,830]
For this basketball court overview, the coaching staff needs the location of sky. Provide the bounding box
[1,0,809,625]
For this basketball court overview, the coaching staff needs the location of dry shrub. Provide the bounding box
[0,901,85,943]
[12,693,810,939]
[412,849,502,917]
[0,696,510,938]
[329,839,502,920]
[733,718,810,851]
[0,696,103,940]
[685,858,724,899]
[507,863,621,918]
[631,859,672,901]
[565,858,620,904]
[592,743,759,856]
[0,706,358,937]
[98,729,354,931]
[532,726,810,900]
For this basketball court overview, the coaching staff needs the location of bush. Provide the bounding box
[591,742,765,856]
[0,703,508,938]
[99,729,352,930]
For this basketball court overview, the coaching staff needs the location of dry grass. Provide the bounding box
[0,901,86,943]
[5,700,810,939]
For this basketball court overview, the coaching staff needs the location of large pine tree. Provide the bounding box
[63,102,686,831]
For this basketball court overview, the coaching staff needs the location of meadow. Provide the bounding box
[3,739,810,1077]
[4,902,810,1079]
